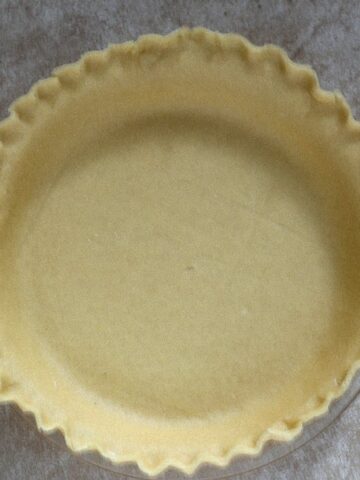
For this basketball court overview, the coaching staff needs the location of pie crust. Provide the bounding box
[0,28,359,475]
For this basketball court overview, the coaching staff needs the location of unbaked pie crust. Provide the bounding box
[0,28,359,475]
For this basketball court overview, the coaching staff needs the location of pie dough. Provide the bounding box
[0,28,359,474]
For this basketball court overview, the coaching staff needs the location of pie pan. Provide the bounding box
[0,28,359,475]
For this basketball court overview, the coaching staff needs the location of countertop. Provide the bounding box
[0,1,359,479]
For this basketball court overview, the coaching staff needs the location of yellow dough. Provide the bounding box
[0,28,359,474]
